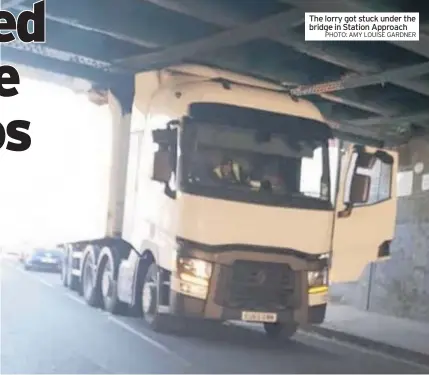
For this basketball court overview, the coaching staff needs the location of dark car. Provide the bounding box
[23,248,63,272]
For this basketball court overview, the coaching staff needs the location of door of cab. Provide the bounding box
[330,144,398,283]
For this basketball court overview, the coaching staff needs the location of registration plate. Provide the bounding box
[241,311,277,323]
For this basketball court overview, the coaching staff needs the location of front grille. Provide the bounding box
[222,260,297,311]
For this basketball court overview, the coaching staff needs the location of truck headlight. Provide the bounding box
[178,258,212,284]
[308,268,328,289]
[176,258,213,299]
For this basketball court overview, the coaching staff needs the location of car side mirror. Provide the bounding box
[350,174,370,204]
[152,150,172,183]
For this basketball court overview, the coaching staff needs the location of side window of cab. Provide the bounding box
[344,148,393,206]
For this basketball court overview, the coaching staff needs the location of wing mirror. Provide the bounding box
[356,149,393,168]
[152,123,178,145]
[356,152,376,169]
[152,129,172,144]
[152,150,172,183]
[350,174,370,204]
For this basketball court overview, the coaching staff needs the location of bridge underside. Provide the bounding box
[2,0,429,146]
[3,0,429,323]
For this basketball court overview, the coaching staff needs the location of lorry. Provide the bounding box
[59,64,398,338]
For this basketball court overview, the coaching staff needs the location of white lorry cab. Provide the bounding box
[61,64,398,338]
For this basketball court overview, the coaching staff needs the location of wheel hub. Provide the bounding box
[83,261,94,298]
[102,265,113,299]
[142,282,156,315]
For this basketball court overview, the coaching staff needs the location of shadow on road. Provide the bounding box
[122,315,337,360]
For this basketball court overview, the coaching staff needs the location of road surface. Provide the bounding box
[1,257,428,374]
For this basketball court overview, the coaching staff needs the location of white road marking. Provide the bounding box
[36,278,54,288]
[299,330,429,371]
[12,265,85,306]
[65,292,86,305]
[13,266,55,287]
[108,315,191,367]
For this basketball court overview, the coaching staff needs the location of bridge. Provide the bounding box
[2,0,429,322]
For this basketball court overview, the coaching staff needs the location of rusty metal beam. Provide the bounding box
[2,48,115,84]
[199,52,399,117]
[3,41,121,73]
[290,62,429,96]
[145,0,429,99]
[279,0,429,59]
[115,8,303,71]
[143,0,429,116]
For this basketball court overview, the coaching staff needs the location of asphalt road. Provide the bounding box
[1,256,428,374]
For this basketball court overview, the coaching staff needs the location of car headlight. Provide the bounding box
[308,268,328,288]
[178,258,212,280]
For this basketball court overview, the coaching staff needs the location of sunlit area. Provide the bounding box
[0,76,111,248]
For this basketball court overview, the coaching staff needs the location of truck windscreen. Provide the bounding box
[181,104,332,211]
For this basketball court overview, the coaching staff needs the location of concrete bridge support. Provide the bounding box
[104,77,135,238]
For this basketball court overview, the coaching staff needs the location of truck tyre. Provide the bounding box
[61,250,79,291]
[69,274,80,292]
[81,252,102,307]
[61,255,69,287]
[99,250,127,315]
[309,304,327,324]
[263,322,298,339]
[141,262,168,332]
[61,262,68,287]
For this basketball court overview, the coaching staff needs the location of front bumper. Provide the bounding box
[169,251,328,325]
[169,288,327,324]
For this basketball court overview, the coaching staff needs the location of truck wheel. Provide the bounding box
[141,262,167,331]
[263,322,298,339]
[100,253,127,315]
[61,260,69,287]
[61,251,79,291]
[81,252,101,307]
[69,274,80,292]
